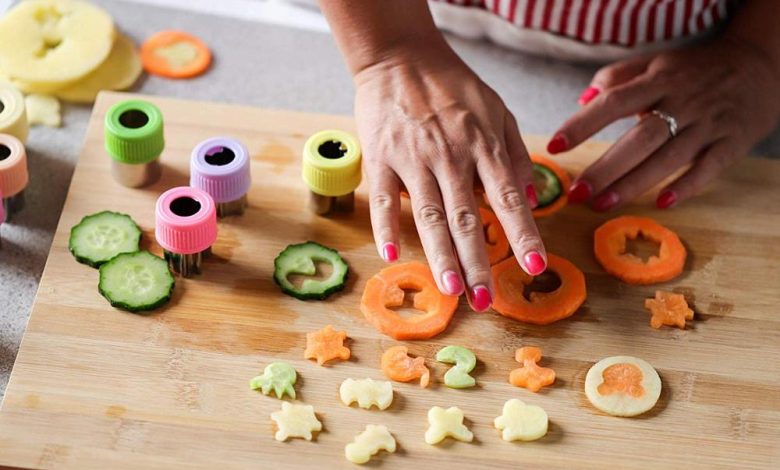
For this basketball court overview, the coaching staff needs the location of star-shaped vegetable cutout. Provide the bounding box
[345,424,396,464]
[304,324,351,366]
[494,399,548,442]
[339,378,394,410]
[250,362,297,399]
[270,402,322,441]
[644,290,694,329]
[424,406,473,445]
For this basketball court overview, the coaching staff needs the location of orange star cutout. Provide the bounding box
[509,346,555,392]
[304,325,351,366]
[644,290,694,329]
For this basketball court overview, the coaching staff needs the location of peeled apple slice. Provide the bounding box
[0,0,115,91]
[585,355,661,417]
[56,34,142,103]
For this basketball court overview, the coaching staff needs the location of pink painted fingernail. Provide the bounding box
[382,242,398,262]
[442,270,464,296]
[547,134,569,154]
[593,190,619,212]
[656,189,678,209]
[525,184,538,209]
[577,85,601,106]
[523,251,546,275]
[567,180,592,204]
[471,285,492,312]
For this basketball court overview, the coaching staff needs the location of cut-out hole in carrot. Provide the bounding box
[479,207,510,265]
[303,325,351,366]
[360,262,459,340]
[594,216,686,285]
[509,346,555,392]
[530,155,571,218]
[492,253,586,325]
[644,290,694,329]
[381,345,430,387]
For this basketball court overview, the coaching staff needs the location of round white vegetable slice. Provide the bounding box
[0,0,115,89]
[584,355,661,417]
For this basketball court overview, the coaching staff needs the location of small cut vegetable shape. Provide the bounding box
[345,424,396,464]
[584,355,662,417]
[530,155,571,218]
[492,254,586,325]
[361,261,458,340]
[644,290,694,329]
[509,346,555,392]
[270,402,322,441]
[436,345,477,389]
[479,207,510,265]
[304,324,351,366]
[594,215,686,285]
[339,378,393,410]
[250,362,297,399]
[425,406,473,445]
[494,399,549,442]
[381,345,430,387]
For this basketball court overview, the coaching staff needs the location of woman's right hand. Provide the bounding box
[353,47,546,311]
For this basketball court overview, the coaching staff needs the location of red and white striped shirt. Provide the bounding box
[433,0,736,47]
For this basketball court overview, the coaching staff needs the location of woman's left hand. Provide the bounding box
[548,36,780,210]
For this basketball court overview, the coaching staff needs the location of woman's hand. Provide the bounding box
[549,36,780,210]
[354,49,546,311]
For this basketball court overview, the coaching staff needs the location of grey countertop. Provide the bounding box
[1,0,778,397]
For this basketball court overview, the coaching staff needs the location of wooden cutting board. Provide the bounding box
[0,92,778,470]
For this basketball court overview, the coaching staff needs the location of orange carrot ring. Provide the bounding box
[360,261,459,340]
[594,216,686,285]
[491,253,586,325]
[141,30,211,79]
[479,207,510,265]
[530,155,571,218]
[381,345,430,387]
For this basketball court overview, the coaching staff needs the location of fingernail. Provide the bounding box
[593,190,620,212]
[382,242,398,262]
[442,270,464,296]
[525,184,538,209]
[523,251,546,276]
[471,285,492,312]
[577,85,601,105]
[547,134,569,154]
[656,189,678,209]
[567,180,592,204]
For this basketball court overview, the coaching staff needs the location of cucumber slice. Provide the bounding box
[98,251,175,313]
[532,163,563,208]
[69,211,142,268]
[273,241,348,300]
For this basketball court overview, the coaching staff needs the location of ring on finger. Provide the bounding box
[649,109,679,138]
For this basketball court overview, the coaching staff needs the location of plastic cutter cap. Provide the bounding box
[105,99,165,165]
[302,129,361,197]
[190,137,251,203]
[0,83,28,144]
[0,189,5,224]
[0,133,28,198]
[155,186,217,255]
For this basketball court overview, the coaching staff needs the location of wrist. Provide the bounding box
[353,39,464,87]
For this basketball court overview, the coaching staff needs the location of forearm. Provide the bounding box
[724,0,780,84]
[318,0,456,76]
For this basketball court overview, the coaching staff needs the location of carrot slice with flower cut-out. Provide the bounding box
[360,261,459,340]
[491,253,586,325]
[644,290,694,329]
[381,345,430,387]
[303,325,351,366]
[530,155,571,218]
[594,216,686,285]
[141,30,211,79]
[509,346,555,392]
[479,207,510,265]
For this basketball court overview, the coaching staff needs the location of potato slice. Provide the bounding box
[0,0,115,90]
[57,34,142,103]
[584,355,661,417]
[25,94,61,128]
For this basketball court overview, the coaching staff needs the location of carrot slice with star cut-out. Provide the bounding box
[304,325,351,366]
[381,345,430,387]
[530,155,571,218]
[509,346,555,392]
[594,216,686,285]
[644,290,694,329]
[491,253,586,325]
[360,261,459,340]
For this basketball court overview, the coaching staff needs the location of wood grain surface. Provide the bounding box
[0,92,778,469]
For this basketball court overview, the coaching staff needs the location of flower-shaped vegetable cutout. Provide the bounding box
[304,324,351,366]
[644,290,694,329]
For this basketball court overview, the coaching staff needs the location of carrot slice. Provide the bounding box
[360,261,459,340]
[141,31,211,79]
[303,325,351,366]
[381,345,430,387]
[509,346,555,392]
[479,207,510,265]
[594,216,686,285]
[530,155,571,218]
[491,253,586,325]
[644,290,694,329]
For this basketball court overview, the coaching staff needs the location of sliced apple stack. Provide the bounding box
[0,0,142,103]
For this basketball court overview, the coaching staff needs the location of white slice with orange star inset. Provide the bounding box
[585,356,661,417]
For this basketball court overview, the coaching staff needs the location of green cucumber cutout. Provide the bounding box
[69,211,142,268]
[98,251,174,313]
[273,241,348,300]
